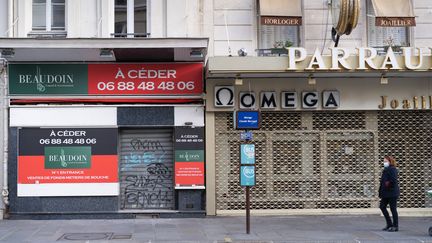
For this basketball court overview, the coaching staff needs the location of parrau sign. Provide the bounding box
[287,47,432,71]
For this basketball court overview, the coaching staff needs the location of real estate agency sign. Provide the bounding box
[174,127,205,189]
[18,128,118,197]
[8,63,203,96]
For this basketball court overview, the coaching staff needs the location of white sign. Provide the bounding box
[302,92,319,109]
[215,90,340,110]
[215,86,234,107]
[281,92,298,109]
[287,47,429,71]
[323,91,340,108]
[239,92,257,109]
[260,92,277,109]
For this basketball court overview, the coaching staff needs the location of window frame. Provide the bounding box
[32,0,66,32]
[114,0,149,38]
[366,0,410,54]
[256,0,301,56]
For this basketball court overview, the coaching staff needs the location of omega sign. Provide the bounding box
[215,86,340,109]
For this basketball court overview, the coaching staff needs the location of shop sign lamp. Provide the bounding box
[99,48,113,58]
[1,48,14,58]
[380,74,388,84]
[190,49,204,58]
[308,74,316,85]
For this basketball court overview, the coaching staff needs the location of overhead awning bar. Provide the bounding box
[259,0,302,26]
[371,0,416,27]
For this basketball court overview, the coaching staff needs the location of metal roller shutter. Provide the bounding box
[119,129,174,210]
[215,111,432,212]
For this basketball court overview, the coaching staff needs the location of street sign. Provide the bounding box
[240,144,255,165]
[240,165,256,186]
[240,131,253,141]
[234,111,260,130]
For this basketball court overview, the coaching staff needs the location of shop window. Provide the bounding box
[257,0,301,56]
[32,0,65,32]
[367,0,410,54]
[114,0,148,38]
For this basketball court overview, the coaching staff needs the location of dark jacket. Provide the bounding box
[379,165,400,198]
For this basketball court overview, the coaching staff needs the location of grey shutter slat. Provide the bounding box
[119,129,174,210]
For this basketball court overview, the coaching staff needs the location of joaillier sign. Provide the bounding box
[8,63,203,96]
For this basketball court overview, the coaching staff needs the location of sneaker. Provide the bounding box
[388,227,399,232]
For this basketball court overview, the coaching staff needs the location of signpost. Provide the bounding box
[236,110,259,234]
[240,144,255,234]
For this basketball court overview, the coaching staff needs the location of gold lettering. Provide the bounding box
[263,17,301,26]
[391,100,399,109]
[402,100,411,109]
[413,96,419,109]
[379,96,387,109]
[422,96,426,109]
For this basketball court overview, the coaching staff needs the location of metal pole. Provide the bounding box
[246,186,250,234]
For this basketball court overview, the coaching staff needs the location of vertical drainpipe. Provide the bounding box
[3,0,12,216]
[1,58,9,211]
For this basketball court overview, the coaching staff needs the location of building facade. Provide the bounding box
[0,0,208,219]
[203,0,432,216]
[1,0,432,219]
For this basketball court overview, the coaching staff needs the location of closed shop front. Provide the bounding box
[213,111,432,212]
[205,52,432,215]
[2,38,208,218]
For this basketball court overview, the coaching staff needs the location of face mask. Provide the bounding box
[383,161,390,168]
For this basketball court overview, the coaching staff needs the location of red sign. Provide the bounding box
[18,128,119,197]
[375,17,416,27]
[175,162,205,186]
[261,16,302,26]
[88,63,203,95]
[18,155,118,184]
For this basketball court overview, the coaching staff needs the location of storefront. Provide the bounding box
[1,38,207,218]
[205,48,432,216]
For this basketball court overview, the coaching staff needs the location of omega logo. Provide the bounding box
[215,88,340,109]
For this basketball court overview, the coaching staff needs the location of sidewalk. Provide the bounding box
[0,215,432,243]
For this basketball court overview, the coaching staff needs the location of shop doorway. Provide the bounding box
[119,129,175,210]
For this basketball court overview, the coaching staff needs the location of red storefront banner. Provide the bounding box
[88,63,203,95]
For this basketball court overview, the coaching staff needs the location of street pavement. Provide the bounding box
[0,215,432,243]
